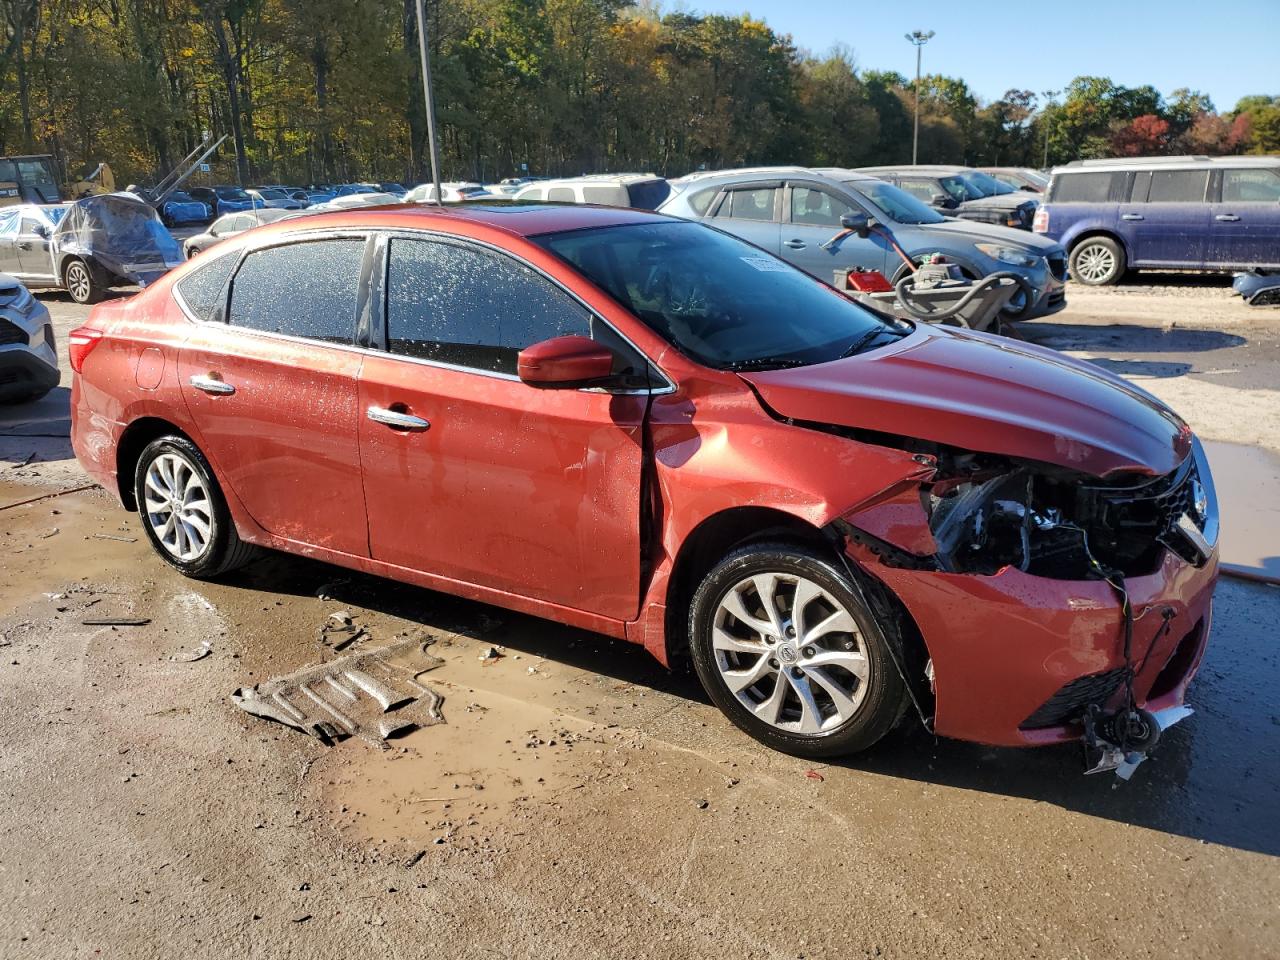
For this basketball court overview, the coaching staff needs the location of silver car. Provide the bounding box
[0,274,57,403]
[658,166,1067,319]
[183,208,302,258]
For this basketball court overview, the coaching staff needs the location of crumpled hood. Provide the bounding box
[926,218,1063,254]
[741,326,1189,478]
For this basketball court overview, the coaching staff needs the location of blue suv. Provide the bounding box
[1034,156,1280,285]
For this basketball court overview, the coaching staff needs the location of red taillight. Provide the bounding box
[68,326,105,374]
[1032,207,1049,234]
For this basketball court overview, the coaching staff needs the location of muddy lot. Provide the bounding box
[1,282,1278,959]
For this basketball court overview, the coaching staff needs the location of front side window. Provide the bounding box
[537,221,901,370]
[386,238,602,377]
[228,238,364,343]
[1221,168,1280,203]
[716,187,777,221]
[790,186,854,227]
[1146,170,1208,203]
[175,251,237,321]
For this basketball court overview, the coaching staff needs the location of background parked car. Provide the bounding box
[183,208,302,257]
[660,166,1067,319]
[247,187,305,210]
[857,165,1039,230]
[188,185,258,217]
[405,182,492,203]
[1034,155,1280,285]
[333,184,379,198]
[375,182,408,197]
[979,167,1049,193]
[0,273,57,402]
[513,173,671,210]
[157,190,212,227]
[0,203,68,286]
[307,191,400,212]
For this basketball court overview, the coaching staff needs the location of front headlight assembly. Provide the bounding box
[974,243,1039,269]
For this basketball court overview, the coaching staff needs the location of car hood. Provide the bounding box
[739,326,1189,478]
[923,218,1063,253]
[959,193,1036,213]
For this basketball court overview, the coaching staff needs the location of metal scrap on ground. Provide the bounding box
[231,637,445,748]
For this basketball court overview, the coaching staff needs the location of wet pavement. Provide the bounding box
[1,287,1278,958]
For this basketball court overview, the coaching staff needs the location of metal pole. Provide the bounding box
[414,0,443,206]
[1040,90,1059,169]
[905,31,934,165]
[913,44,921,165]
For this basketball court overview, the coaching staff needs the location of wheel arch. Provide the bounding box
[115,417,196,510]
[1065,227,1130,261]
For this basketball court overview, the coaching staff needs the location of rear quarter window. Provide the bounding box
[174,252,237,321]
[582,186,624,205]
[1048,172,1117,203]
[685,188,718,216]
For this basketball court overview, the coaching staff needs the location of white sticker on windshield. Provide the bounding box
[740,256,790,273]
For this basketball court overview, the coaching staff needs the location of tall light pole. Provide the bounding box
[1040,89,1060,169]
[414,0,443,205]
[905,30,935,165]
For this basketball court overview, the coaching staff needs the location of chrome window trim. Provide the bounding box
[171,222,677,395]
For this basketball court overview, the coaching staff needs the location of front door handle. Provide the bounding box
[367,405,430,431]
[1121,213,1144,221]
[783,239,807,250]
[1215,214,1240,222]
[190,374,235,395]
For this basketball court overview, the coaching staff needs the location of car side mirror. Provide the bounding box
[838,212,872,238]
[931,194,954,208]
[33,224,49,239]
[518,335,616,389]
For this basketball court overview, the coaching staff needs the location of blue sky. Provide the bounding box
[691,1,1277,111]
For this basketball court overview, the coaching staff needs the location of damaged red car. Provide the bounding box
[69,204,1219,763]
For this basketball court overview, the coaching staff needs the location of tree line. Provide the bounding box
[1,0,1277,189]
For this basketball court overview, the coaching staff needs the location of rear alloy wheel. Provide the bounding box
[689,543,907,757]
[134,436,258,578]
[1069,237,1125,286]
[64,259,103,304]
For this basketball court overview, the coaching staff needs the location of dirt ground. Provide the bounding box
[1,281,1278,959]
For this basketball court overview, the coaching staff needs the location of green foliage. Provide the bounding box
[0,1,1270,185]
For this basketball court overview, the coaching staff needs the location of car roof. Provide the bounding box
[669,166,879,186]
[248,202,667,239]
[526,174,662,188]
[1052,155,1280,173]
[856,165,974,175]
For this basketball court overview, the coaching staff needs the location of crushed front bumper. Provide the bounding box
[862,546,1216,747]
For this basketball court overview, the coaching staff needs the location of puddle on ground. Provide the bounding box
[1202,440,1280,580]
[319,680,603,846]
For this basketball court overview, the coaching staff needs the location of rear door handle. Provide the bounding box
[1120,214,1144,221]
[367,405,430,431]
[783,239,807,250]
[190,374,235,395]
[1215,214,1240,222]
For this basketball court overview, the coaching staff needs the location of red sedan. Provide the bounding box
[69,204,1218,762]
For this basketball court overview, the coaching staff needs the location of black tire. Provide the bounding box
[688,542,908,758]
[133,435,258,578]
[1069,236,1126,286]
[64,258,104,304]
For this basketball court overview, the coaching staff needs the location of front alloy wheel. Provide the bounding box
[689,543,907,757]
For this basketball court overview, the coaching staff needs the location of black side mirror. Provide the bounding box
[839,212,872,238]
[32,224,49,239]
[931,194,955,208]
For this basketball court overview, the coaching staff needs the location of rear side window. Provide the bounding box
[582,186,623,205]
[175,252,237,321]
[547,187,576,202]
[1145,170,1208,203]
[1049,172,1116,203]
[1221,169,1280,203]
[716,187,777,221]
[385,238,593,375]
[228,238,364,343]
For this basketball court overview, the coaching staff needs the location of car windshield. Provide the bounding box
[536,221,902,370]
[938,175,984,202]
[1020,170,1049,189]
[847,179,944,225]
[963,170,1014,196]
[216,187,250,200]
